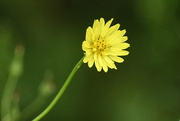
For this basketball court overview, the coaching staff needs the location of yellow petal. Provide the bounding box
[93,19,99,31]
[82,41,91,48]
[117,50,129,56]
[101,56,108,72]
[109,56,124,63]
[102,55,117,69]
[97,54,108,72]
[101,18,113,38]
[104,24,120,39]
[107,33,127,45]
[100,18,105,29]
[99,18,105,36]
[106,30,121,43]
[119,43,130,49]
[111,43,130,50]
[85,51,93,56]
[94,26,100,40]
[102,48,120,55]
[86,27,93,42]
[83,53,93,63]
[104,18,113,29]
[103,64,108,72]
[121,36,128,42]
[98,54,103,66]
[101,29,108,38]
[92,33,96,42]
[88,58,94,68]
[120,29,126,36]
[94,53,102,71]
[82,41,92,51]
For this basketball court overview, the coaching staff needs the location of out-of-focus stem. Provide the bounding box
[1,45,24,121]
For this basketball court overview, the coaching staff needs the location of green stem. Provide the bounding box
[32,57,84,121]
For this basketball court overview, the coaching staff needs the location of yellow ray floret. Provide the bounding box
[82,18,130,72]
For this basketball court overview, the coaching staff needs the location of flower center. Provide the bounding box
[92,39,106,53]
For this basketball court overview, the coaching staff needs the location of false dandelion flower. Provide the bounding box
[82,18,130,72]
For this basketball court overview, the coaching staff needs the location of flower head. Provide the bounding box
[82,18,130,72]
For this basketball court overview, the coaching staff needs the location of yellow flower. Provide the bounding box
[82,18,130,72]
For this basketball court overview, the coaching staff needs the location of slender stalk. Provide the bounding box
[32,57,84,121]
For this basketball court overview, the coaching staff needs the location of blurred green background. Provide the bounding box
[0,0,180,121]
